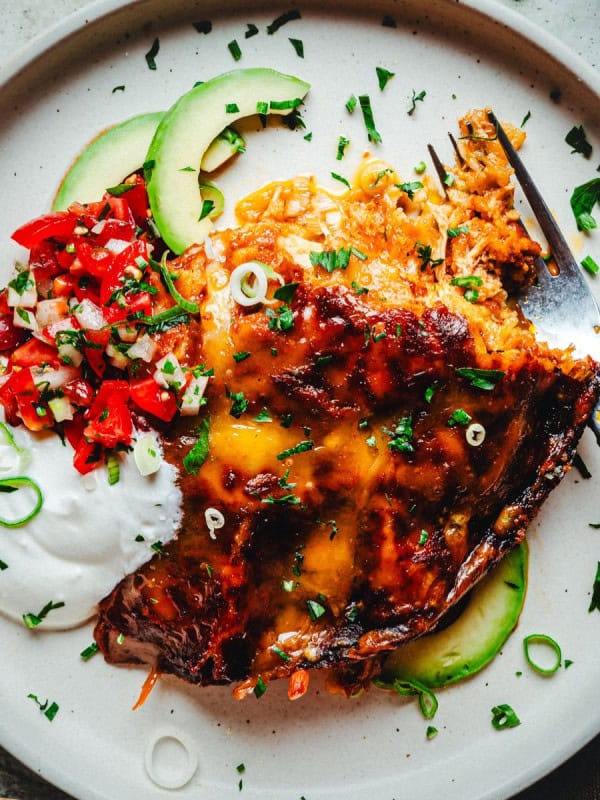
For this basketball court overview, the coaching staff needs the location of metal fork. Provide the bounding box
[428,113,600,443]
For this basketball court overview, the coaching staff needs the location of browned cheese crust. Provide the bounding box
[94,110,600,697]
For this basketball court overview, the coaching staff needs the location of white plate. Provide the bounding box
[0,1,599,799]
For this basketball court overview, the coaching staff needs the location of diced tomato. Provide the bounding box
[62,414,85,449]
[10,338,61,369]
[29,241,63,282]
[72,436,102,475]
[93,217,136,247]
[12,212,77,249]
[120,178,149,228]
[84,379,132,448]
[103,291,153,323]
[0,367,51,431]
[63,378,94,408]
[56,248,76,270]
[52,273,78,298]
[82,328,111,377]
[130,377,178,422]
[0,290,10,315]
[73,239,114,279]
[105,195,132,222]
[100,239,149,306]
[0,314,27,351]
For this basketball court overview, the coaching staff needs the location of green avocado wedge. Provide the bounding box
[146,68,311,254]
[379,543,527,689]
[52,112,164,210]
[52,111,245,212]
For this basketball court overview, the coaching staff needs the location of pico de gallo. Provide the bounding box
[0,176,208,475]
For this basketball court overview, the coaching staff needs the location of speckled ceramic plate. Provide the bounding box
[0,1,599,798]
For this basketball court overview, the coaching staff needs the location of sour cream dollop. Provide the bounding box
[0,426,182,629]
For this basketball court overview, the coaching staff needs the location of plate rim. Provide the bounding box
[0,2,598,800]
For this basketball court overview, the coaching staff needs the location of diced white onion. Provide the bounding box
[104,238,132,255]
[205,507,225,540]
[48,396,74,423]
[35,298,69,328]
[180,375,209,416]
[154,353,185,390]
[116,325,139,343]
[32,365,78,390]
[13,308,38,331]
[57,342,83,367]
[466,423,486,446]
[133,434,162,476]
[204,235,226,263]
[71,298,106,330]
[105,343,129,370]
[127,333,157,362]
[7,270,37,308]
[229,262,269,307]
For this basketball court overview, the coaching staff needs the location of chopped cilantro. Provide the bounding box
[274,282,299,302]
[570,178,600,231]
[310,248,351,272]
[456,367,505,390]
[307,599,326,621]
[407,89,426,116]
[227,388,249,418]
[182,417,210,475]
[277,440,314,460]
[447,225,470,238]
[397,181,423,199]
[376,66,395,90]
[565,125,592,158]
[289,38,304,57]
[447,408,472,427]
[266,304,294,332]
[254,676,267,698]
[145,37,160,70]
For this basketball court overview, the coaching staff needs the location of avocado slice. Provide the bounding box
[52,113,245,212]
[145,68,310,254]
[379,543,527,688]
[52,112,164,210]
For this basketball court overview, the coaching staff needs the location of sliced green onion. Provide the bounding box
[0,422,29,472]
[154,253,199,314]
[0,477,43,528]
[80,642,99,661]
[227,40,242,61]
[523,633,562,675]
[382,677,438,719]
[106,453,120,486]
[23,600,64,628]
[582,255,599,275]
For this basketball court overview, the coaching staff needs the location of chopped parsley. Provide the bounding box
[376,66,395,90]
[289,38,304,57]
[27,694,59,721]
[266,304,294,332]
[456,367,505,390]
[274,282,299,302]
[23,600,65,629]
[407,89,426,116]
[277,440,314,460]
[182,417,210,475]
[145,37,160,70]
[447,408,472,427]
[358,95,382,143]
[416,243,444,269]
[570,178,600,231]
[397,181,423,199]
[310,247,351,272]
[565,125,592,158]
[306,599,326,621]
[227,388,249,418]
[491,703,521,730]
[254,676,267,698]
[336,135,350,160]
[267,9,301,34]
[386,416,414,453]
[589,561,600,612]
[351,281,368,295]
[228,40,242,61]
[331,172,351,188]
[448,225,470,238]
